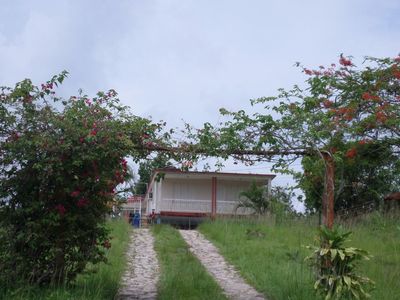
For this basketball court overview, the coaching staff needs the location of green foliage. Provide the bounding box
[306,227,374,299]
[237,183,298,217]
[190,54,400,211]
[0,219,131,299]
[0,74,158,285]
[269,186,299,220]
[298,143,400,213]
[237,181,269,215]
[135,154,172,194]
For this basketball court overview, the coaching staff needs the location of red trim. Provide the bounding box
[211,177,217,218]
[159,211,208,217]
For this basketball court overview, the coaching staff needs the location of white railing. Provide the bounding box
[160,198,211,213]
[159,198,253,215]
[217,200,254,215]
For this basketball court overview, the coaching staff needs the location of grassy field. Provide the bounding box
[0,218,131,300]
[152,225,227,300]
[199,213,400,300]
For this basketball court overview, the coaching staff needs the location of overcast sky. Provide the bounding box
[1,0,399,209]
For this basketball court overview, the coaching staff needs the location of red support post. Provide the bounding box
[321,152,335,229]
[211,177,217,219]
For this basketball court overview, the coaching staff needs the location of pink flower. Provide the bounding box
[339,56,352,67]
[70,190,80,197]
[77,198,89,207]
[55,204,66,216]
[304,68,312,75]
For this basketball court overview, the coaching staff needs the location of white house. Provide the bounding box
[144,168,275,222]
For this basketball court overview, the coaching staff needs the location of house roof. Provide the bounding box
[153,168,276,178]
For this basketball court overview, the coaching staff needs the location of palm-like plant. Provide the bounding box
[236,181,269,215]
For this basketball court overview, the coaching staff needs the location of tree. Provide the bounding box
[298,142,400,213]
[135,153,173,194]
[0,73,163,285]
[188,54,400,226]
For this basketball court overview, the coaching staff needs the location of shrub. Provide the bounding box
[306,226,374,299]
[0,73,157,285]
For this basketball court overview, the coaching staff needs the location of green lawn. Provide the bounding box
[199,214,400,300]
[0,219,132,300]
[152,225,227,300]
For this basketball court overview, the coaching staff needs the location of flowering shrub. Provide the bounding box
[0,73,158,285]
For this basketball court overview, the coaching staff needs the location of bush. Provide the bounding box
[306,226,374,299]
[0,74,156,285]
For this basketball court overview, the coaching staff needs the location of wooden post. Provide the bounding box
[211,177,217,219]
[321,152,335,229]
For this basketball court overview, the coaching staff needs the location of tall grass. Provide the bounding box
[0,218,132,300]
[343,212,400,300]
[152,225,227,300]
[199,213,400,300]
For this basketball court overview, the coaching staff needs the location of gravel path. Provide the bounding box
[116,229,159,300]
[179,230,266,300]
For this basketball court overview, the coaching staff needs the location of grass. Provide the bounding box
[0,218,132,300]
[199,213,400,300]
[152,224,227,300]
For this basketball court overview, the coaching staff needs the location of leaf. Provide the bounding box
[314,279,321,290]
[343,275,352,287]
[338,250,345,260]
[328,276,334,286]
[330,249,337,260]
[351,288,360,300]
[320,248,329,256]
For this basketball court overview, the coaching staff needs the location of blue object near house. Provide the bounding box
[133,211,141,228]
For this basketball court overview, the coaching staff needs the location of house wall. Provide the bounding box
[158,178,212,213]
[156,176,271,216]
[216,180,257,215]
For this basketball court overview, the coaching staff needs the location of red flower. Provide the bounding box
[70,190,80,197]
[55,204,66,216]
[362,92,372,100]
[77,198,89,207]
[79,137,85,143]
[339,55,352,66]
[11,132,20,141]
[90,129,97,136]
[392,68,400,79]
[322,100,333,108]
[358,139,368,145]
[345,148,357,159]
[376,111,387,123]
